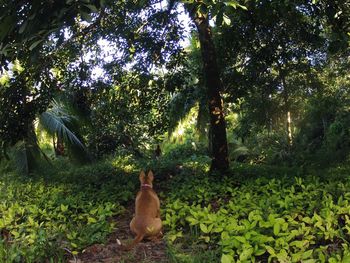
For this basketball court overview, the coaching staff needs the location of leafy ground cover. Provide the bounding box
[1,148,350,262]
[0,157,138,262]
[162,161,350,263]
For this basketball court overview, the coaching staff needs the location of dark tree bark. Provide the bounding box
[190,11,229,172]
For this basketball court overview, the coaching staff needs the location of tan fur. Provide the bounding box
[123,170,162,250]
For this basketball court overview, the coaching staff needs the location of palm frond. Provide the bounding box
[38,100,85,150]
[168,92,197,136]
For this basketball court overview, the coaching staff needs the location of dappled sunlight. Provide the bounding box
[0,0,349,262]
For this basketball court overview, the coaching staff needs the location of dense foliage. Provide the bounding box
[164,161,350,262]
[0,0,349,262]
[0,157,137,262]
[1,145,350,262]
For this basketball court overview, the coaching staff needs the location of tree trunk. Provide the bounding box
[287,111,293,146]
[55,133,65,156]
[190,11,229,172]
[278,65,293,147]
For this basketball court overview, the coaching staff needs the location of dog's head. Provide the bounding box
[139,170,154,188]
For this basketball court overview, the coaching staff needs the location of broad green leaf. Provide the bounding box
[273,223,280,235]
[223,15,231,26]
[88,217,97,224]
[221,231,229,240]
[276,249,288,261]
[240,247,254,261]
[302,250,314,259]
[221,254,234,263]
[255,248,266,256]
[234,235,246,243]
[200,223,209,233]
[225,0,238,8]
[265,245,276,256]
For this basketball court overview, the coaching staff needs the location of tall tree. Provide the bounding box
[184,3,230,171]
[0,0,237,172]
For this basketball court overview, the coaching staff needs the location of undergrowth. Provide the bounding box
[162,160,350,263]
[1,145,350,263]
[0,156,138,262]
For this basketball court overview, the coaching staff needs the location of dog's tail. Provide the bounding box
[121,233,145,251]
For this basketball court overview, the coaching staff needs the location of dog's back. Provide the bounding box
[125,170,162,250]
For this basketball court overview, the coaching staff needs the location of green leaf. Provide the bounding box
[39,101,86,150]
[88,217,97,224]
[223,15,231,26]
[234,236,246,243]
[85,4,98,13]
[80,11,92,22]
[29,39,43,50]
[276,249,288,261]
[273,223,280,235]
[61,204,68,212]
[265,245,276,256]
[225,1,247,10]
[221,231,229,240]
[225,1,238,8]
[290,240,308,248]
[255,248,266,256]
[200,223,209,233]
[302,250,314,259]
[240,247,254,261]
[19,21,28,34]
[221,254,234,263]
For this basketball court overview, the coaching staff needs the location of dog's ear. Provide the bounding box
[147,170,154,182]
[139,170,146,182]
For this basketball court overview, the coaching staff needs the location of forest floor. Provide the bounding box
[72,202,169,263]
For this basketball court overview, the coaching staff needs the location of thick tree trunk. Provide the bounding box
[191,12,229,172]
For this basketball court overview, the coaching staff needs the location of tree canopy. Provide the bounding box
[0,0,349,171]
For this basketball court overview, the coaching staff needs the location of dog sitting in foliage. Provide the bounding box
[122,170,162,250]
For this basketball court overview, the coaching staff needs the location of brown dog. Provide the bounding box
[124,170,162,250]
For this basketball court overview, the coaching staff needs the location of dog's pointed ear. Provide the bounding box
[139,170,146,182]
[148,170,154,182]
